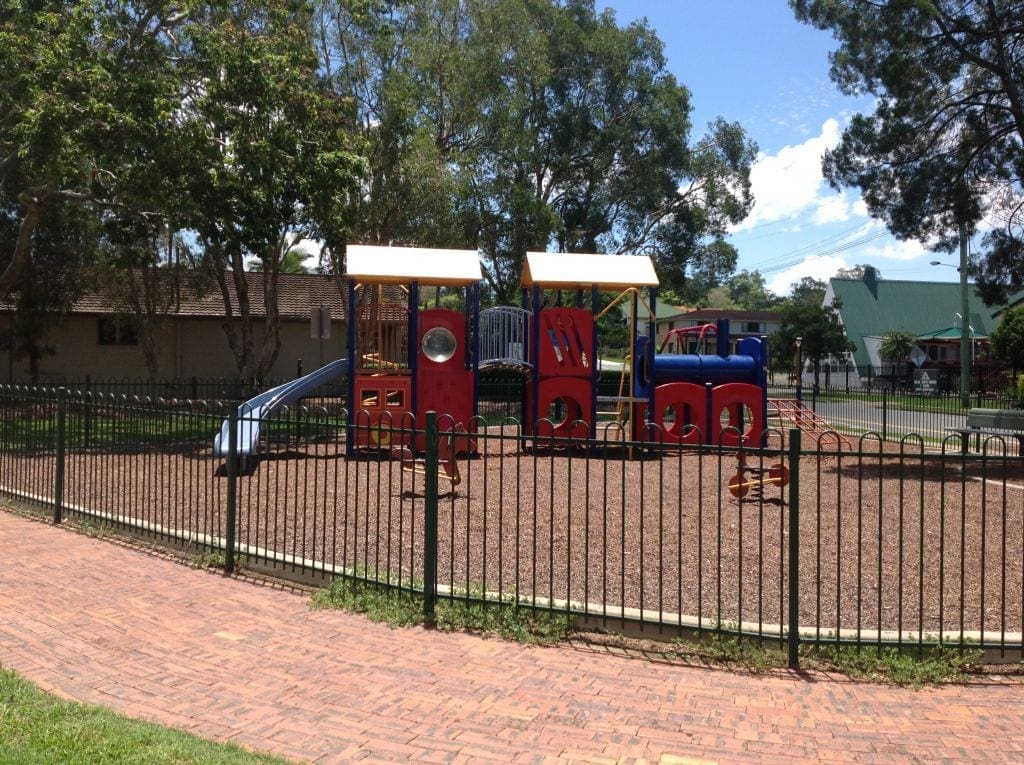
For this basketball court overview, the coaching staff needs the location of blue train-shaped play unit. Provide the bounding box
[630,319,767,446]
[214,246,768,457]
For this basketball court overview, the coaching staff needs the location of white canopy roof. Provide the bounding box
[345,245,483,286]
[521,252,659,290]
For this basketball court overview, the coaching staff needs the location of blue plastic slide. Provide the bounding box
[213,357,348,457]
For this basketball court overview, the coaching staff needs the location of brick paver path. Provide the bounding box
[2,510,1023,763]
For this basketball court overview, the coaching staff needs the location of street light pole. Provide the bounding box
[931,227,972,408]
[794,336,803,405]
[958,223,970,409]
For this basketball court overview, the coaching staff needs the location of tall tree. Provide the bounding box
[313,0,473,252]
[990,305,1024,371]
[317,0,756,303]
[835,264,881,280]
[772,301,854,386]
[1,202,100,381]
[175,0,365,380]
[788,276,827,306]
[791,0,1024,303]
[0,1,185,303]
[723,269,778,310]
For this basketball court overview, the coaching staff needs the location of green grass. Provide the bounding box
[310,575,572,643]
[71,518,117,539]
[812,390,971,414]
[310,575,425,628]
[812,645,981,687]
[0,664,293,764]
[671,632,787,673]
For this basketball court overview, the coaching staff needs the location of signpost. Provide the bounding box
[311,304,330,367]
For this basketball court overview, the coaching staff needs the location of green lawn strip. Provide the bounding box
[0,665,294,764]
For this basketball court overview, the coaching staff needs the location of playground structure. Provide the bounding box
[214,245,775,459]
[632,319,768,447]
[344,245,482,453]
[769,398,851,451]
[727,449,790,499]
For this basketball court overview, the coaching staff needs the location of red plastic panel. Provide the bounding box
[415,309,476,453]
[537,308,593,378]
[416,365,476,452]
[526,376,593,439]
[710,382,764,447]
[352,374,412,448]
[642,382,706,444]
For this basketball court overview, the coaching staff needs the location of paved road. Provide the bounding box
[812,399,967,442]
[2,509,1024,763]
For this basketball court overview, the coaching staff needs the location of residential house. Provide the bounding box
[0,272,348,383]
[655,307,781,355]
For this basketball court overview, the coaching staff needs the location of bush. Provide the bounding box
[1017,374,1024,407]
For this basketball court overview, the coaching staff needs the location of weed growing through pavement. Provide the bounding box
[812,645,981,687]
[671,632,786,673]
[310,576,423,628]
[310,575,571,643]
[72,518,116,539]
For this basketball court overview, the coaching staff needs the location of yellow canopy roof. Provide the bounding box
[521,252,659,290]
[345,245,483,286]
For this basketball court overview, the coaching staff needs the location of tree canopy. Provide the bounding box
[318,0,756,302]
[772,301,854,384]
[791,1,1024,304]
[878,330,916,363]
[0,0,186,302]
[990,305,1024,370]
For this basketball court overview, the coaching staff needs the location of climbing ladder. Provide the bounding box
[769,399,851,451]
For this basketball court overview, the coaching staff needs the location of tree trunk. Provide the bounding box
[0,187,51,303]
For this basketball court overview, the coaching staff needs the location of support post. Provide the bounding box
[53,388,66,524]
[787,428,801,669]
[959,223,970,409]
[224,406,238,575]
[423,411,439,625]
[346,280,357,453]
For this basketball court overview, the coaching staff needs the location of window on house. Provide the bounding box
[745,321,760,333]
[97,317,138,346]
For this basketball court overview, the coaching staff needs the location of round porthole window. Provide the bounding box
[422,326,457,363]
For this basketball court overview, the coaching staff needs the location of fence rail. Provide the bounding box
[1,384,1021,668]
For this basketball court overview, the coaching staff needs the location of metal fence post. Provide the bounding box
[787,428,801,669]
[53,388,66,524]
[423,411,439,625]
[881,389,888,441]
[224,406,238,575]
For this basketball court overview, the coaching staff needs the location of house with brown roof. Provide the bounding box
[1,271,348,382]
[655,307,781,354]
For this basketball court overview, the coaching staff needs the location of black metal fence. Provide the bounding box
[1,383,1021,667]
[788,387,1020,446]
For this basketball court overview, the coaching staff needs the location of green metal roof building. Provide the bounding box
[824,270,1023,377]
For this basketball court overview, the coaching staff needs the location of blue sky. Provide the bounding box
[598,0,956,296]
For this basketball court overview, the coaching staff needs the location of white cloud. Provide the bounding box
[733,119,845,232]
[860,238,928,262]
[766,255,849,296]
[812,194,852,225]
